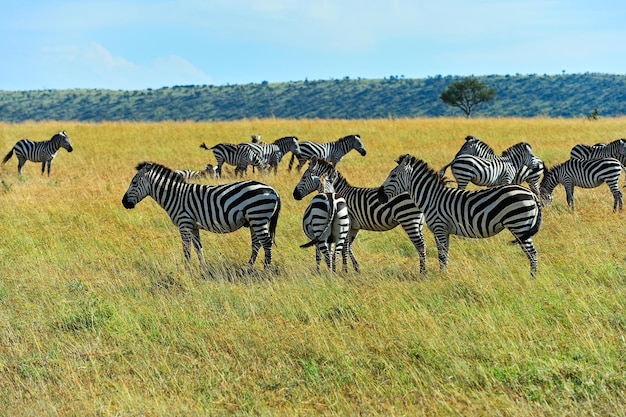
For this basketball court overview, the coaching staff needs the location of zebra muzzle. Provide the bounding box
[122,195,136,209]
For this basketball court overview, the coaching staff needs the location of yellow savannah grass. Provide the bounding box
[0,118,625,416]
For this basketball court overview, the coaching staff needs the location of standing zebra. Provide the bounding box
[300,172,351,273]
[293,157,426,274]
[570,138,626,165]
[539,158,624,211]
[122,162,281,269]
[174,164,218,181]
[247,135,302,174]
[439,135,495,177]
[288,134,367,172]
[449,142,538,190]
[200,142,269,177]
[378,155,542,278]
[2,130,73,176]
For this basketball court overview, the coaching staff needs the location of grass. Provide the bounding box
[0,118,625,416]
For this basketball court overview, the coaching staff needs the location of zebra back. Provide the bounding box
[570,139,626,162]
[439,136,495,177]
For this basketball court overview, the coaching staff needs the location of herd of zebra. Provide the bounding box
[3,130,626,278]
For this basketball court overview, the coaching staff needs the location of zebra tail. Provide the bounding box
[2,148,13,164]
[300,205,337,249]
[510,198,543,245]
[288,153,295,171]
[269,194,281,247]
[438,162,451,178]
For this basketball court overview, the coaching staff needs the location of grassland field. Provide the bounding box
[0,118,625,416]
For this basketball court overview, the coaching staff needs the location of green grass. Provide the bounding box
[0,118,625,416]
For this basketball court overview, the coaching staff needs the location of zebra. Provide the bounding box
[293,157,426,274]
[449,142,542,195]
[570,138,626,165]
[246,135,301,174]
[122,162,281,270]
[288,134,367,172]
[174,164,218,181]
[2,130,73,176]
[378,154,542,278]
[539,158,624,211]
[439,135,496,177]
[200,142,269,177]
[300,172,351,272]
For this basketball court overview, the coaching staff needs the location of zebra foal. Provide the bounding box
[122,162,281,270]
[378,154,542,278]
[174,164,218,181]
[200,142,269,177]
[540,158,624,211]
[2,130,73,176]
[570,138,626,165]
[288,134,367,172]
[248,135,301,174]
[300,172,351,273]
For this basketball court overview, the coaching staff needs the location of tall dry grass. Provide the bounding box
[0,118,625,416]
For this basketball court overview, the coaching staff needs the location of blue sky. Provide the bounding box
[2,0,625,91]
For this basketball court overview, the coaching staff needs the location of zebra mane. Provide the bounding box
[396,154,450,186]
[501,142,532,157]
[135,161,185,182]
[339,134,360,142]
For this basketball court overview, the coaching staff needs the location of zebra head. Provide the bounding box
[122,162,155,209]
[54,131,73,153]
[538,166,557,206]
[378,154,413,204]
[293,157,335,200]
[285,136,301,157]
[346,134,367,156]
[618,139,626,156]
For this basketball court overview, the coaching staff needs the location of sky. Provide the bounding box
[1,0,625,91]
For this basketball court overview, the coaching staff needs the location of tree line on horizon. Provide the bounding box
[0,73,625,122]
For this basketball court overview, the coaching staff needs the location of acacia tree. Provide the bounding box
[440,77,497,118]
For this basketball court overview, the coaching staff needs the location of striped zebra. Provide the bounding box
[288,134,367,172]
[378,154,542,278]
[246,135,301,174]
[449,142,542,194]
[122,162,281,269]
[439,135,495,177]
[174,164,218,181]
[300,172,351,272]
[570,139,626,165]
[200,142,269,177]
[293,157,426,274]
[2,130,73,176]
[539,158,624,211]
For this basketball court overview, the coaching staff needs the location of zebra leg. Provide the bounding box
[315,246,322,272]
[347,230,361,273]
[340,239,350,273]
[250,226,274,268]
[565,185,575,210]
[46,160,52,176]
[190,228,206,268]
[433,230,450,272]
[399,221,426,274]
[17,157,27,175]
[179,228,195,271]
[608,183,623,212]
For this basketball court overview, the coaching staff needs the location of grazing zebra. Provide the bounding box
[2,130,73,176]
[378,154,542,278]
[293,157,426,274]
[122,162,281,269]
[288,134,367,172]
[174,164,218,181]
[570,139,626,165]
[439,135,496,177]
[246,135,302,174]
[200,142,269,177]
[300,173,351,272]
[539,158,624,211]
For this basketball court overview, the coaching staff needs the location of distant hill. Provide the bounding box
[1,73,625,122]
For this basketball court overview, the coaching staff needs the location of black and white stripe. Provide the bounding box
[246,135,301,174]
[448,142,542,195]
[300,173,351,272]
[174,164,218,181]
[439,135,495,177]
[539,158,624,211]
[122,162,281,269]
[378,154,542,278]
[2,130,73,176]
[200,142,269,177]
[293,157,426,274]
[288,134,367,172]
[570,139,626,165]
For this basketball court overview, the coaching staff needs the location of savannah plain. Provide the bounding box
[0,118,625,416]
